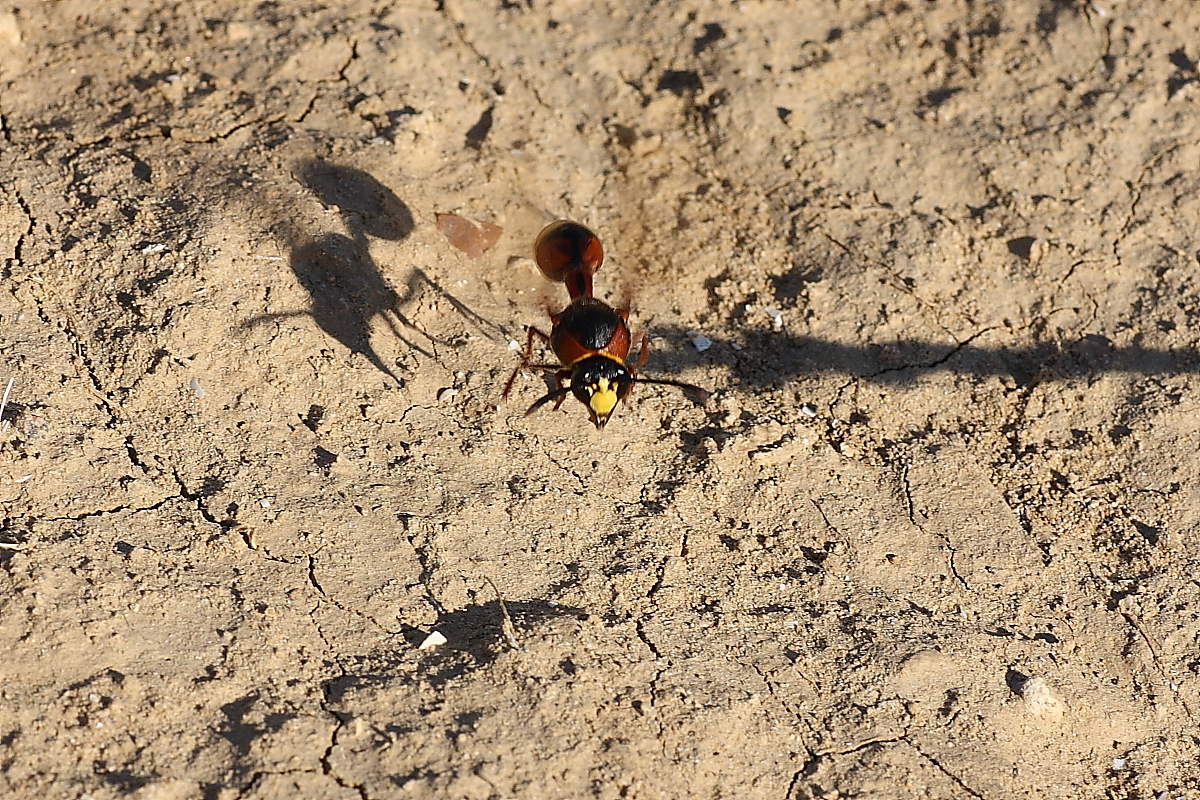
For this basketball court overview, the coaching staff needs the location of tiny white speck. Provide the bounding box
[259,498,272,509]
[189,377,206,398]
[800,403,818,417]
[508,340,521,350]
[14,474,33,484]
[1112,757,1126,770]
[763,306,784,331]
[140,243,167,254]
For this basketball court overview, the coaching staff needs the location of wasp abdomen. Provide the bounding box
[534,220,604,300]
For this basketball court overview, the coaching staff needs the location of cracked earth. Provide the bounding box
[2,1,1200,798]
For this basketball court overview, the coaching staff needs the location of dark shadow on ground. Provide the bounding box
[323,601,588,703]
[244,161,504,384]
[639,324,1200,388]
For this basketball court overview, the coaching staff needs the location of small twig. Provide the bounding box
[483,575,522,652]
[0,377,13,432]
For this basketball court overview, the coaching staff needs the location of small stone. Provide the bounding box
[418,630,447,650]
[686,330,712,352]
[1018,676,1066,718]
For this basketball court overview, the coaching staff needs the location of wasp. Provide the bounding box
[502,220,709,429]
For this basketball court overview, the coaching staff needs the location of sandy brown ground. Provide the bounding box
[2,1,1200,798]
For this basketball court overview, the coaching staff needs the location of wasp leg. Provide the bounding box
[502,325,553,399]
[551,369,572,410]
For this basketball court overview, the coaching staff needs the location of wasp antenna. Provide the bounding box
[523,386,574,417]
[632,377,711,404]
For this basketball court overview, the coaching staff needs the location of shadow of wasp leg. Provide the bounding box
[502,325,553,399]
[551,369,572,410]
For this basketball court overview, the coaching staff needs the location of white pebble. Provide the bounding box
[1018,676,1066,718]
[437,387,458,401]
[763,306,784,331]
[686,330,712,352]
[189,377,206,398]
[418,630,447,650]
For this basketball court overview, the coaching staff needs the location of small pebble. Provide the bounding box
[800,403,818,417]
[1018,676,1066,718]
[437,387,458,401]
[686,330,712,352]
[418,630,447,650]
[189,377,206,398]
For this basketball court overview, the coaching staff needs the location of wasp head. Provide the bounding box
[570,355,633,429]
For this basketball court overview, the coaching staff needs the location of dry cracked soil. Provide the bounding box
[2,1,1200,798]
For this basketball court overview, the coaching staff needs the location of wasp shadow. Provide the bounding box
[243,161,504,383]
[298,160,414,241]
[643,324,1200,389]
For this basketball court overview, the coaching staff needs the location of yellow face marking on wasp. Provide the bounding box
[588,377,619,416]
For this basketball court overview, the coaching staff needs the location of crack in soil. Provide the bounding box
[46,496,174,524]
[3,186,33,280]
[633,617,662,659]
[319,677,369,800]
[1118,609,1195,720]
[170,469,230,533]
[306,552,402,637]
[866,326,999,381]
[1113,145,1180,270]
[900,462,971,591]
[908,740,987,799]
